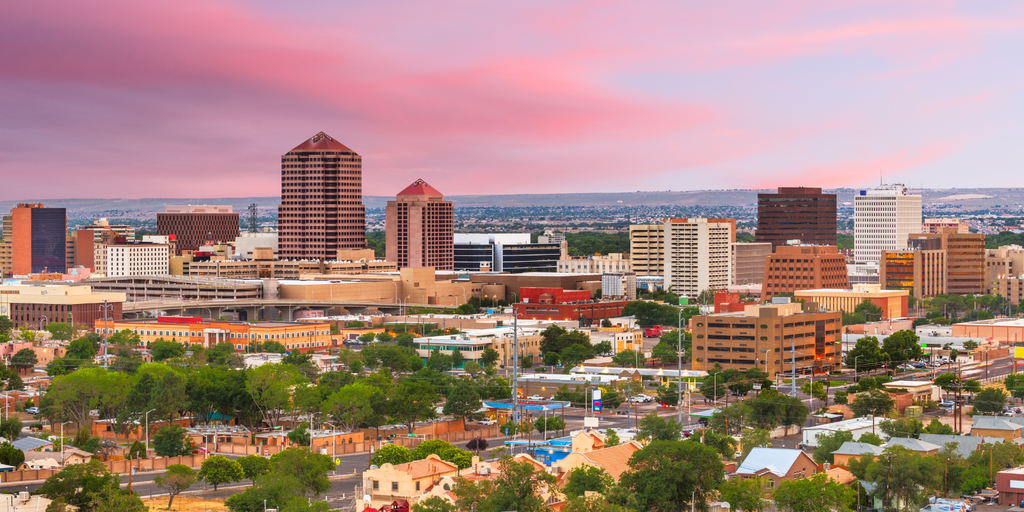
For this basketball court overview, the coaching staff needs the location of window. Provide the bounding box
[416,482,421,491]
[373,481,379,490]
[392,482,399,492]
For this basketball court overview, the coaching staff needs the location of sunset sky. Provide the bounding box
[3,0,1024,199]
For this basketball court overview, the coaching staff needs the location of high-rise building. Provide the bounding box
[906,228,985,295]
[453,234,560,273]
[106,242,170,277]
[985,245,1024,295]
[9,203,67,275]
[385,179,453,270]
[854,184,922,264]
[923,218,968,234]
[0,214,11,277]
[157,205,239,255]
[881,247,946,299]
[663,218,735,298]
[732,242,772,285]
[278,132,366,259]
[756,187,837,247]
[691,300,841,375]
[761,244,849,300]
[629,224,664,276]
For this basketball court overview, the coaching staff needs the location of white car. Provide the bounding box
[479,419,497,426]
[636,394,653,403]
[527,395,544,400]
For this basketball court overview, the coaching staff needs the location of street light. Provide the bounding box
[145,408,156,456]
[59,421,73,465]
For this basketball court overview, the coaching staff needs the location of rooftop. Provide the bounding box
[290,131,354,153]
[397,179,443,197]
[736,447,805,477]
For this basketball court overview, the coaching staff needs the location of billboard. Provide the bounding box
[1015,347,1024,359]
[592,389,602,414]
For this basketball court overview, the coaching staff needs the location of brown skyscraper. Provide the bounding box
[386,179,454,270]
[278,132,366,259]
[157,205,239,255]
[756,187,837,247]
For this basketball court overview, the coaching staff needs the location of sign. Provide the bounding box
[1015,347,1024,359]
[921,342,927,348]
[592,389,602,414]
[487,308,494,314]
[679,297,689,306]
[753,383,761,390]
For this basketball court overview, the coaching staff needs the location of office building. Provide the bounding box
[234,232,279,260]
[106,242,170,277]
[690,300,841,375]
[906,228,985,295]
[761,244,849,300]
[794,284,908,320]
[157,205,239,255]
[537,231,566,246]
[985,245,1024,295]
[629,224,664,276]
[453,234,559,273]
[756,187,837,247]
[732,242,772,285]
[602,272,637,300]
[853,184,922,264]
[385,179,454,270]
[6,203,67,275]
[923,218,969,234]
[558,253,631,274]
[512,287,627,323]
[663,218,735,298]
[95,317,332,353]
[881,243,947,298]
[0,283,125,330]
[278,131,366,259]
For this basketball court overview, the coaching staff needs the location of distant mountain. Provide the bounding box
[4,187,1024,215]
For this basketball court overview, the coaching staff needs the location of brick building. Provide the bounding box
[385,179,453,270]
[906,228,985,295]
[278,132,366,259]
[157,205,239,255]
[7,203,67,275]
[513,288,626,323]
[761,245,849,300]
[0,283,125,330]
[755,187,837,247]
[691,300,841,375]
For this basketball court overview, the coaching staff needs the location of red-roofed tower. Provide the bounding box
[386,179,453,270]
[278,132,366,259]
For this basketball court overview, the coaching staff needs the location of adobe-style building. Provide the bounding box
[386,179,454,270]
[690,300,841,375]
[95,316,333,353]
[756,187,837,248]
[761,244,849,300]
[157,205,239,255]
[278,132,367,259]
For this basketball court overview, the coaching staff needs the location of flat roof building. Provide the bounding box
[8,203,67,275]
[922,218,968,234]
[629,224,664,276]
[756,187,837,248]
[907,228,985,295]
[761,244,849,300]
[0,283,125,330]
[157,205,239,256]
[453,234,560,273]
[854,184,922,264]
[663,218,735,298]
[95,316,332,353]
[794,284,908,321]
[732,242,772,286]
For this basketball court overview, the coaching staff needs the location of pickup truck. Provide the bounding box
[527,395,544,401]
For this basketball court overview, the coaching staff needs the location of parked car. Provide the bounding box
[636,394,653,402]
[479,419,497,426]
[26,407,39,415]
[527,395,544,401]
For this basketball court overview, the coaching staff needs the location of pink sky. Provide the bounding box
[3,0,1024,199]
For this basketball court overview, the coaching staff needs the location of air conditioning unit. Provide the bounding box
[18,492,29,502]
[479,467,491,476]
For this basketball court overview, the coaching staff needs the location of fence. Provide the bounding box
[0,454,209,483]
[385,426,498,449]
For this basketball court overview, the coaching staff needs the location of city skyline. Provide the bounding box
[5,1,1024,200]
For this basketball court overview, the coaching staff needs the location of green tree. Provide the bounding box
[451,349,465,368]
[281,497,332,512]
[0,418,23,441]
[11,348,38,371]
[923,418,957,435]
[268,448,336,497]
[453,456,556,512]
[812,430,853,464]
[972,387,1007,415]
[154,464,196,509]
[88,485,146,512]
[198,455,244,491]
[443,380,482,421]
[152,425,193,457]
[850,389,896,421]
[0,316,12,339]
[237,454,272,481]
[618,440,724,512]
[463,360,483,376]
[740,428,772,461]
[719,477,769,512]
[46,322,76,342]
[963,340,979,351]
[481,348,500,367]
[858,432,885,445]
[207,342,240,366]
[564,465,613,497]
[534,416,565,434]
[245,363,303,428]
[651,341,681,366]
[593,341,613,356]
[321,382,374,432]
[224,474,305,511]
[772,472,854,512]
[744,390,808,430]
[37,459,125,511]
[40,367,130,427]
[412,496,457,512]
[611,350,645,368]
[854,300,884,322]
[0,442,25,467]
[846,335,888,375]
[287,422,311,447]
[65,337,98,366]
[880,417,924,439]
[150,340,186,361]
[882,330,924,365]
[390,380,438,432]
[410,440,474,469]
[637,412,682,442]
[863,445,942,510]
[605,429,621,447]
[371,444,413,466]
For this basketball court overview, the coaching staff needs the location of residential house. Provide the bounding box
[882,438,940,456]
[802,417,888,448]
[918,434,1007,459]
[971,417,1023,442]
[831,442,884,467]
[20,448,92,468]
[10,437,53,453]
[554,441,643,482]
[733,448,818,489]
[362,454,459,509]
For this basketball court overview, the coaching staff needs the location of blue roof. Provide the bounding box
[12,437,53,452]
[483,401,569,411]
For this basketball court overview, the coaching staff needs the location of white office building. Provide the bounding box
[854,184,922,264]
[663,218,734,298]
[106,243,170,277]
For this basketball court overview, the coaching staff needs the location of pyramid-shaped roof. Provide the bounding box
[290,131,354,152]
[397,179,443,197]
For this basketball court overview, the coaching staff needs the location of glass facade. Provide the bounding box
[31,208,66,273]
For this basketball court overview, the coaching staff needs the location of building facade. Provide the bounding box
[663,218,735,298]
[732,242,772,285]
[761,245,849,300]
[278,132,366,259]
[9,203,67,275]
[881,248,946,298]
[906,228,985,295]
[922,218,968,234]
[106,243,170,277]
[95,317,332,353]
[756,187,837,247]
[794,284,908,320]
[601,272,637,300]
[453,234,559,273]
[157,205,239,255]
[385,179,454,270]
[0,214,11,277]
[0,283,125,330]
[629,224,664,276]
[984,245,1024,295]
[557,253,631,274]
[853,185,922,264]
[690,301,841,375]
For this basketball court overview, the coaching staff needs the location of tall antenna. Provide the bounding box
[248,203,259,233]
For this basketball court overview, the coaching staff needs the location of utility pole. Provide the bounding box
[791,338,796,397]
[100,299,113,369]
[512,314,519,426]
[677,307,683,426]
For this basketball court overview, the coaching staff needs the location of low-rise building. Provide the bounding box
[882,380,939,402]
[0,282,125,330]
[361,454,460,509]
[734,447,817,488]
[794,284,908,321]
[557,253,631,274]
[953,318,1024,344]
[554,440,643,482]
[970,417,1023,442]
[831,442,884,467]
[802,417,887,448]
[94,316,332,353]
